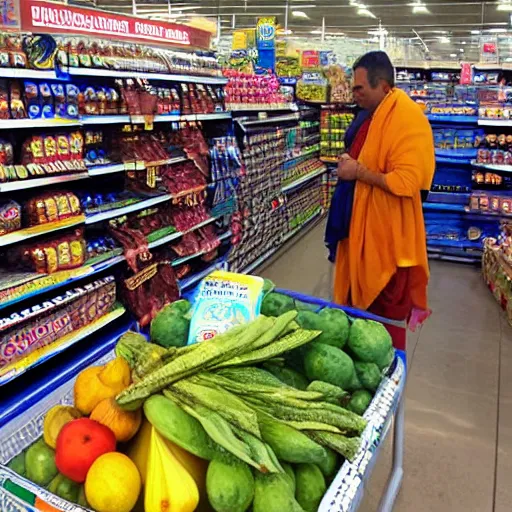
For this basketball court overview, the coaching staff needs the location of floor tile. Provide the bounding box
[495,395,512,512]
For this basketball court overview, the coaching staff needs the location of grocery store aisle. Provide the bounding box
[258,221,510,512]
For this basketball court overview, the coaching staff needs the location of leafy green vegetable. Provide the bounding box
[304,344,355,389]
[347,319,393,366]
[306,431,361,461]
[117,316,272,408]
[263,362,309,390]
[306,381,348,404]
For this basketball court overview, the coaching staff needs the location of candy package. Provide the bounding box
[25,191,82,226]
[10,228,86,274]
[0,199,21,236]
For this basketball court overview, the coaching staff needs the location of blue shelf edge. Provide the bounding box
[427,114,478,124]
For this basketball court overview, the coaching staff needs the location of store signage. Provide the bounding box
[256,17,276,49]
[20,0,211,49]
[301,50,320,69]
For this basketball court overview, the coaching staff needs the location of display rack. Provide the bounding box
[396,63,512,263]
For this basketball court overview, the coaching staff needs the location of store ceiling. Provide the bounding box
[73,0,512,61]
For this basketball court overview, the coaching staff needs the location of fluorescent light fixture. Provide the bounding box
[291,10,309,18]
[358,7,376,18]
[438,36,451,43]
[413,5,430,13]
[310,29,322,34]
[488,28,507,33]
[461,40,467,44]
[471,30,481,34]
[497,1,512,11]
[460,48,464,52]
[450,53,457,57]
[278,29,293,35]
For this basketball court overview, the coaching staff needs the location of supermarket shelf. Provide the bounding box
[478,119,512,127]
[428,251,481,263]
[436,148,477,159]
[172,230,232,267]
[0,68,57,79]
[81,112,231,125]
[423,201,466,213]
[320,156,339,164]
[236,112,301,129]
[81,115,131,125]
[229,103,297,112]
[0,216,86,248]
[85,194,172,224]
[241,209,324,275]
[148,216,217,250]
[283,148,320,165]
[0,317,132,428]
[471,160,512,173]
[196,112,232,121]
[427,239,483,250]
[426,191,471,204]
[0,306,126,387]
[65,67,228,84]
[0,219,216,311]
[282,167,328,193]
[0,172,89,192]
[87,163,126,176]
[0,118,81,129]
[427,114,478,124]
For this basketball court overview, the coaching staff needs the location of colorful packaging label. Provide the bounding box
[188,270,264,344]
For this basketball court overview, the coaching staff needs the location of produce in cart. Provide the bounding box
[4,283,396,512]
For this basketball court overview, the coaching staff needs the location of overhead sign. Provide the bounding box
[20,0,211,49]
[256,17,276,49]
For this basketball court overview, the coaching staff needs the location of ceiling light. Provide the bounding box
[291,10,309,18]
[357,7,376,18]
[460,48,464,52]
[310,29,322,34]
[438,36,450,43]
[450,53,457,57]
[413,5,430,13]
[497,1,512,11]
[461,40,467,44]
[278,29,293,35]
[471,30,481,34]
[488,28,507,33]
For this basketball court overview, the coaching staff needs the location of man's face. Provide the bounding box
[352,67,387,111]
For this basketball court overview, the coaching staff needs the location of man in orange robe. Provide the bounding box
[334,51,435,327]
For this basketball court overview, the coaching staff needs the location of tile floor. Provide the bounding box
[256,220,510,512]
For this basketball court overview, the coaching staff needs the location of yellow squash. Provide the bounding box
[163,437,210,511]
[127,419,152,485]
[145,427,199,512]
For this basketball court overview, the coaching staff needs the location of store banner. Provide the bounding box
[20,0,211,49]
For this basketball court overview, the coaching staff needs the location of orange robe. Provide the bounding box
[334,88,435,311]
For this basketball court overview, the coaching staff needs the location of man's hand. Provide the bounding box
[337,153,359,180]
